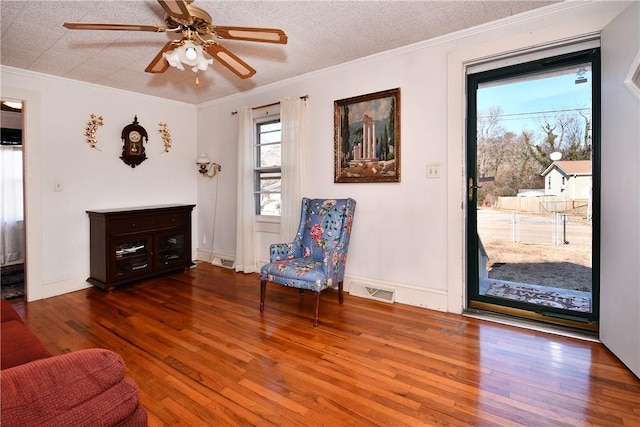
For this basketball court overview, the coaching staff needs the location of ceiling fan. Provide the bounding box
[62,0,288,80]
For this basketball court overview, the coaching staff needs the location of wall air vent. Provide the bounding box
[349,282,396,303]
[211,257,235,269]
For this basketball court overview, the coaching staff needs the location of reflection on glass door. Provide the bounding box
[466,49,600,330]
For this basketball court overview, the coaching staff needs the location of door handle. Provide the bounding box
[468,178,482,202]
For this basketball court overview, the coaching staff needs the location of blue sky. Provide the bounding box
[477,66,592,134]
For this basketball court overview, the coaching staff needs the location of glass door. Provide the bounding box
[466,49,600,330]
[113,237,152,279]
[155,232,186,270]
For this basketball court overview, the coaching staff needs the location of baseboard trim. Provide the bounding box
[42,275,91,299]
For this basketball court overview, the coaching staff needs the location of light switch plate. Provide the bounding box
[427,164,441,179]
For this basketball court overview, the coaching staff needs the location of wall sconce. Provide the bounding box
[196,152,221,177]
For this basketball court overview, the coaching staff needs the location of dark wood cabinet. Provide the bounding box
[86,204,195,290]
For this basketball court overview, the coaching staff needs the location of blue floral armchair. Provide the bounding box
[260,198,356,327]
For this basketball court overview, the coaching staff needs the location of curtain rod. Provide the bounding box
[231,95,309,115]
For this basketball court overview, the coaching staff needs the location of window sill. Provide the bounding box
[256,215,280,233]
[256,215,280,223]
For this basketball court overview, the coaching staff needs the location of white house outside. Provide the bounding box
[498,161,592,214]
[542,160,592,200]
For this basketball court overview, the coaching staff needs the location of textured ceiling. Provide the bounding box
[1,1,559,105]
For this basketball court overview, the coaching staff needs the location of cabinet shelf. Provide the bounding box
[87,204,195,291]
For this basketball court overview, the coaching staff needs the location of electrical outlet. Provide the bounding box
[427,164,441,179]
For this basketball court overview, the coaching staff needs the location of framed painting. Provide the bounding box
[334,88,400,183]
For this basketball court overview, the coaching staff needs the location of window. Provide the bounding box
[254,119,281,216]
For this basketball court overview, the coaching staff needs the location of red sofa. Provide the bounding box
[1,299,147,426]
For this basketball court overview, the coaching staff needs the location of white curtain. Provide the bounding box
[235,107,257,273]
[280,97,308,242]
[0,145,24,265]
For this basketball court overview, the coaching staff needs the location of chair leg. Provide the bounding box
[313,291,321,327]
[260,280,267,312]
[338,281,344,304]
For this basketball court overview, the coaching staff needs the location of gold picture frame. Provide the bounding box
[334,88,400,183]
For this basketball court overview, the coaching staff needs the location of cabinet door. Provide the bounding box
[111,236,153,280]
[155,231,187,270]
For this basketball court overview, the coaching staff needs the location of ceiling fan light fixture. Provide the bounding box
[163,48,185,70]
[63,0,288,80]
[162,40,213,73]
[185,46,197,61]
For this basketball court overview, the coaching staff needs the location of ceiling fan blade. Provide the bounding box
[63,22,166,32]
[157,0,192,22]
[203,43,256,79]
[145,42,177,73]
[214,26,288,44]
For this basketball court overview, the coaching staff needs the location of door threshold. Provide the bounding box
[464,308,600,342]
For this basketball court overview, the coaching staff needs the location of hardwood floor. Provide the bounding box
[13,262,640,426]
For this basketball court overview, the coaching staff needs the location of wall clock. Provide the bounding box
[120,116,148,168]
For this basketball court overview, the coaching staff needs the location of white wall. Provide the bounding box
[1,68,198,300]
[600,1,640,377]
[196,40,453,309]
[196,1,630,313]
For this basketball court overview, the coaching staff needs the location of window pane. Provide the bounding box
[255,119,281,216]
[260,193,281,216]
[260,122,281,133]
[258,175,281,192]
[259,144,281,167]
[260,130,281,145]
